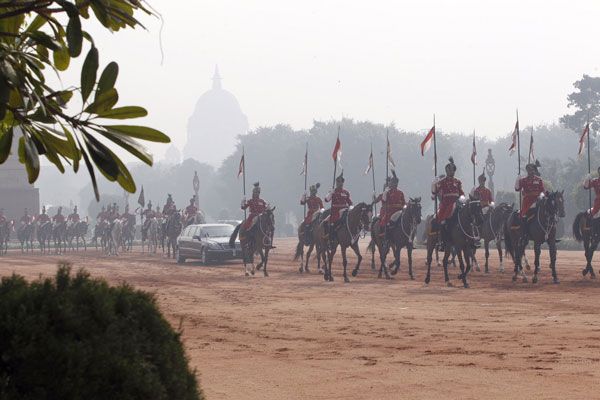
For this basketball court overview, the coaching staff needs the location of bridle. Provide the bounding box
[400,202,421,241]
[457,200,482,240]
[534,194,560,241]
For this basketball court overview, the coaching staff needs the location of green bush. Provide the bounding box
[0,264,203,400]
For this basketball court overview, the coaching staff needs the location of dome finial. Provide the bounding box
[212,65,222,90]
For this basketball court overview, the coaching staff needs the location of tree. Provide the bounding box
[0,1,169,200]
[560,74,600,134]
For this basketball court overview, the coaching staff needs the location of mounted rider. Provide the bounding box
[583,166,600,235]
[241,182,268,232]
[378,170,406,239]
[300,182,324,243]
[471,170,494,214]
[325,171,353,242]
[67,205,80,225]
[37,206,51,225]
[141,201,154,236]
[20,208,32,225]
[0,208,6,224]
[97,205,107,223]
[155,205,163,219]
[184,196,198,226]
[162,194,177,217]
[431,157,465,249]
[515,160,544,219]
[53,207,65,224]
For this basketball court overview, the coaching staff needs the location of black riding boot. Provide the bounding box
[304,226,312,245]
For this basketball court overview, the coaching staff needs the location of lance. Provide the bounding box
[242,146,247,220]
[517,110,521,208]
[386,128,389,180]
[332,126,340,189]
[303,142,308,219]
[588,111,592,209]
[528,127,533,164]
[371,142,377,215]
[472,130,476,187]
[433,114,438,216]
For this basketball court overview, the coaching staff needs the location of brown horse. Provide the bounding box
[322,202,372,283]
[425,196,483,288]
[504,191,564,284]
[229,207,276,277]
[472,202,513,274]
[573,211,599,279]
[165,211,183,258]
[294,209,329,274]
[0,220,12,255]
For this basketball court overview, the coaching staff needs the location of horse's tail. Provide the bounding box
[229,224,241,248]
[293,240,303,261]
[573,212,586,242]
[367,239,376,254]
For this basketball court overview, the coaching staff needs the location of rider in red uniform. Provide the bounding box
[372,177,391,225]
[67,205,80,224]
[379,171,406,238]
[241,182,267,231]
[300,183,324,243]
[162,194,177,217]
[37,206,51,224]
[20,208,32,225]
[583,166,600,234]
[53,207,65,224]
[141,201,154,235]
[515,161,545,218]
[184,197,198,225]
[432,158,464,249]
[325,172,353,241]
[471,170,494,213]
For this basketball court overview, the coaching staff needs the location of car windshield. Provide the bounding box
[200,225,234,238]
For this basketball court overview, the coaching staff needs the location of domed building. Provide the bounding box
[184,66,249,166]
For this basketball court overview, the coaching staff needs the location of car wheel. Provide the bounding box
[176,247,186,264]
[201,248,209,264]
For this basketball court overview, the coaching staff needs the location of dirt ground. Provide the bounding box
[1,238,600,400]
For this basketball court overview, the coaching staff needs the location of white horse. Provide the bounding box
[147,218,159,253]
[107,219,123,256]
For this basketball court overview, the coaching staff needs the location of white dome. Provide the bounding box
[184,66,249,166]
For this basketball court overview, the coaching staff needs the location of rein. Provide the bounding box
[400,205,418,242]
[457,201,480,240]
[535,197,557,241]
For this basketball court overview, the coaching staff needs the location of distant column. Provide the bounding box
[193,171,200,209]
[485,149,496,198]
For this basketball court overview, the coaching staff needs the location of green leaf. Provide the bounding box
[0,77,9,120]
[26,31,61,51]
[91,127,153,165]
[25,15,47,33]
[60,125,80,172]
[82,131,119,180]
[53,47,71,71]
[81,46,99,104]
[104,125,170,143]
[0,128,13,163]
[97,106,147,120]
[84,88,118,114]
[19,136,40,184]
[80,146,99,201]
[96,62,118,98]
[66,14,83,57]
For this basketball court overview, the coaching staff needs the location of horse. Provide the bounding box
[37,221,53,253]
[107,219,123,256]
[387,197,422,279]
[92,220,110,252]
[294,209,329,274]
[67,221,89,251]
[121,215,136,251]
[573,211,599,279]
[165,211,182,258]
[472,202,513,274]
[229,207,276,277]
[0,220,12,255]
[425,196,484,288]
[52,221,67,254]
[504,191,564,284]
[146,218,160,253]
[17,222,35,253]
[323,202,372,283]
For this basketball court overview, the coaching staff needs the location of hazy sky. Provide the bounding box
[75,0,600,160]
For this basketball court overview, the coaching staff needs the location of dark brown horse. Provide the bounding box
[504,191,564,284]
[425,196,484,288]
[573,211,599,279]
[165,211,182,258]
[294,209,329,274]
[17,222,35,252]
[229,207,276,277]
[323,202,372,283]
[0,220,12,255]
[472,202,513,274]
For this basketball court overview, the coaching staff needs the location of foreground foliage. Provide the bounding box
[0,264,203,400]
[0,1,169,199]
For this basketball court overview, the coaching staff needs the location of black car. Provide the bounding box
[176,224,242,264]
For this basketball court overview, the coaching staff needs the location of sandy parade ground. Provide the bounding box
[1,237,600,400]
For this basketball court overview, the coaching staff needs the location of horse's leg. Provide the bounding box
[304,243,314,273]
[327,246,337,282]
[407,242,415,280]
[532,241,541,284]
[471,245,480,272]
[350,241,365,279]
[425,241,434,284]
[376,242,385,279]
[548,237,559,284]
[587,237,598,279]
[442,247,452,287]
[370,237,376,271]
[342,246,350,283]
[260,248,269,277]
[496,238,504,273]
[483,239,490,273]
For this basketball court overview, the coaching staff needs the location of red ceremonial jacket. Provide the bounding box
[473,186,493,207]
[68,213,80,223]
[584,177,600,216]
[242,197,267,229]
[516,175,545,217]
[53,214,65,223]
[434,177,464,222]
[380,188,406,226]
[301,195,324,225]
[325,188,352,223]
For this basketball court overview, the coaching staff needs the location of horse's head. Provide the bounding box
[467,194,484,226]
[546,191,565,218]
[408,197,422,224]
[495,202,514,220]
[263,206,276,231]
[352,202,373,232]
